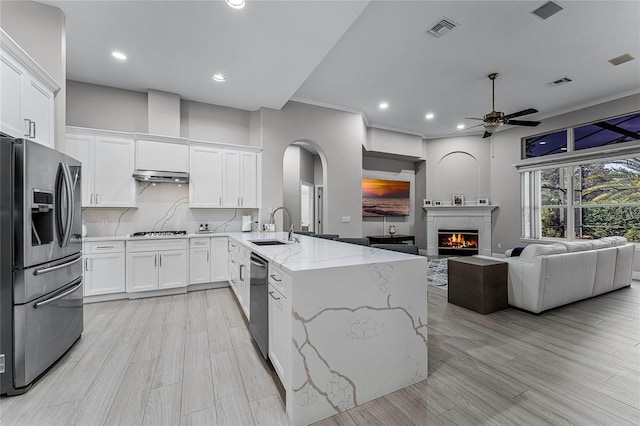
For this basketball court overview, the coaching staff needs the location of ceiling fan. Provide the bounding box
[467,73,541,138]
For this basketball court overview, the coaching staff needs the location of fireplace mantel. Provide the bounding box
[424,205,498,256]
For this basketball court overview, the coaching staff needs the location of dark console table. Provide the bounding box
[367,234,415,245]
[448,256,508,314]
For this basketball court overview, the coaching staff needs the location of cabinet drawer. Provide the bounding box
[84,240,125,254]
[268,263,288,297]
[127,238,187,252]
[190,238,211,249]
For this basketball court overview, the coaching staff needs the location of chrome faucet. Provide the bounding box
[269,206,295,241]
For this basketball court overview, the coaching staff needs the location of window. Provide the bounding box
[574,113,640,151]
[519,111,640,242]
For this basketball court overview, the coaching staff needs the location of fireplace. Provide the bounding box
[438,229,479,256]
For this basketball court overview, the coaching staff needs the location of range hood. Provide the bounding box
[132,170,189,184]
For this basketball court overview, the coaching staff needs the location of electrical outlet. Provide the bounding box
[341,216,351,223]
[102,219,108,227]
[497,243,502,248]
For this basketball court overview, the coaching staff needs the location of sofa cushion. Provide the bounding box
[559,241,594,252]
[601,236,628,247]
[590,238,613,249]
[540,251,597,311]
[613,244,635,289]
[519,243,567,262]
[592,247,617,296]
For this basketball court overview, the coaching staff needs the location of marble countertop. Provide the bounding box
[82,232,232,242]
[228,232,424,273]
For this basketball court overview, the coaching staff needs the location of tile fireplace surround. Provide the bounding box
[424,205,498,257]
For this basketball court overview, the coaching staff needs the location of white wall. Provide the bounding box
[181,99,251,146]
[1,1,66,150]
[260,101,365,236]
[365,128,422,158]
[362,155,416,238]
[489,93,640,254]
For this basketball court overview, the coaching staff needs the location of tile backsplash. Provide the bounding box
[82,182,257,237]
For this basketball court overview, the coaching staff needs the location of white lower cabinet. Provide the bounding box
[227,240,250,319]
[211,237,229,282]
[83,241,125,296]
[126,239,187,292]
[190,237,229,284]
[268,263,290,385]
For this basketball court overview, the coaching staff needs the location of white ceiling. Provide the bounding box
[42,0,640,139]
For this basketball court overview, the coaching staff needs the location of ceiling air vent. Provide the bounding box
[531,1,563,20]
[547,77,573,87]
[426,18,458,38]
[609,53,635,66]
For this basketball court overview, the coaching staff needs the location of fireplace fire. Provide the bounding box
[438,229,479,256]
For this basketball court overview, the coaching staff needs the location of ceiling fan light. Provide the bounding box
[484,122,502,134]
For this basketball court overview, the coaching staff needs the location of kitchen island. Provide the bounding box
[229,232,428,425]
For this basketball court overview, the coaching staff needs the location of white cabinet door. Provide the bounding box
[84,253,125,296]
[94,136,136,207]
[0,54,24,137]
[238,260,250,319]
[21,76,54,148]
[126,251,158,292]
[189,247,210,284]
[268,284,287,383]
[240,151,257,208]
[211,237,229,282]
[158,250,187,289]
[222,150,241,208]
[65,133,94,207]
[136,140,188,172]
[189,146,223,207]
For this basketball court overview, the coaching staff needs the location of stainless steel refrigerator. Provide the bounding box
[1,137,83,395]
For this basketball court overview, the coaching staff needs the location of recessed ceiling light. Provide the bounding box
[457,124,465,130]
[379,102,389,110]
[212,73,226,82]
[425,113,435,120]
[539,141,546,145]
[226,0,245,9]
[111,51,127,61]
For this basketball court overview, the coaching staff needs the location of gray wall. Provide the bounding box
[1,1,66,150]
[181,100,251,146]
[282,145,320,231]
[67,80,148,132]
[489,93,640,254]
[362,155,416,239]
[260,101,365,236]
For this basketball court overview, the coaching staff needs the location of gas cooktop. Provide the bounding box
[131,230,187,237]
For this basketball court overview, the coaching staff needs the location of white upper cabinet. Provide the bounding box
[239,151,258,208]
[189,146,223,208]
[65,130,136,208]
[222,150,241,208]
[136,140,188,172]
[222,150,258,208]
[1,29,59,148]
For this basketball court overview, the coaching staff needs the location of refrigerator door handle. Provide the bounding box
[62,163,74,247]
[55,163,74,248]
[33,277,82,309]
[33,255,82,275]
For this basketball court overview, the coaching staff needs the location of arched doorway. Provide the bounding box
[282,141,327,233]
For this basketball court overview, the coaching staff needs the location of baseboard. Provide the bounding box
[84,282,231,304]
[84,292,128,304]
[126,287,187,299]
[188,281,230,292]
[634,271,640,280]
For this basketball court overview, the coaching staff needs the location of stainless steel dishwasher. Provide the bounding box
[249,253,268,359]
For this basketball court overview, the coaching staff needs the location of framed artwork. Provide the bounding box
[478,197,490,205]
[434,200,442,206]
[423,198,432,207]
[453,194,464,206]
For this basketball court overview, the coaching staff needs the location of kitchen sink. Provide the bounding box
[249,240,288,246]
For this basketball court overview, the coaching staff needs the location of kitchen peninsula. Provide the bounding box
[232,232,428,425]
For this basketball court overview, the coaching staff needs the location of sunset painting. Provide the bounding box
[362,178,410,217]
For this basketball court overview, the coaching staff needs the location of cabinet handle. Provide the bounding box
[85,258,89,271]
[90,194,94,205]
[31,121,36,138]
[95,194,99,204]
[269,291,281,300]
[231,259,237,264]
[219,197,222,206]
[154,254,157,267]
[207,250,209,262]
[239,264,245,281]
[159,254,162,267]
[96,245,114,249]
[24,119,32,137]
[270,274,282,282]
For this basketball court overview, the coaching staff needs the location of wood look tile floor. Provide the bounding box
[1,283,639,426]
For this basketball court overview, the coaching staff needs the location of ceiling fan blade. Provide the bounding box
[482,131,492,138]
[465,117,485,121]
[503,108,538,120]
[507,119,541,127]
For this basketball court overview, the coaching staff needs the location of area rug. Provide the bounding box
[427,258,448,289]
